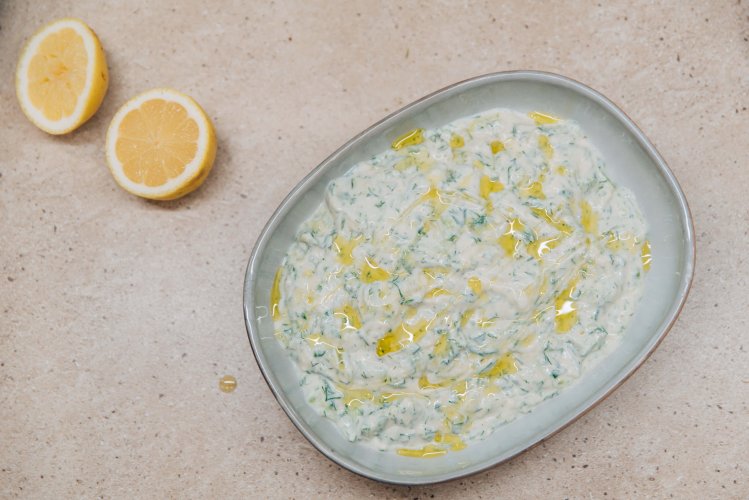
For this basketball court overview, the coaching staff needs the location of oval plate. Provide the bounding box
[243,71,695,485]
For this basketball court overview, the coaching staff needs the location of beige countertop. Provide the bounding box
[1,1,747,498]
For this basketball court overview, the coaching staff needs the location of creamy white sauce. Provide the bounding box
[272,109,649,456]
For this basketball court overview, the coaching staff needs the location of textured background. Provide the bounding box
[1,1,747,498]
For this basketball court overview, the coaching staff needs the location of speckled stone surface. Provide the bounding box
[1,1,747,498]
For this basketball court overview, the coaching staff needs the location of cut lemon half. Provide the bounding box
[15,18,108,134]
[105,88,217,200]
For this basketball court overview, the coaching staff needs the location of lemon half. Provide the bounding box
[16,18,108,134]
[105,88,217,200]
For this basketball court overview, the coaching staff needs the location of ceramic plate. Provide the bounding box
[243,71,695,485]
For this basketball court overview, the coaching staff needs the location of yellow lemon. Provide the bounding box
[105,88,217,200]
[15,18,108,134]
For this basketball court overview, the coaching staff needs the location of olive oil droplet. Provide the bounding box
[219,375,237,393]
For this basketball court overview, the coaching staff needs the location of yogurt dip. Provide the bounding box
[271,108,650,457]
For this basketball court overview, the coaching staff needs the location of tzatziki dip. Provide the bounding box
[271,109,650,457]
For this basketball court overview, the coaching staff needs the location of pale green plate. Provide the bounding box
[243,71,695,485]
